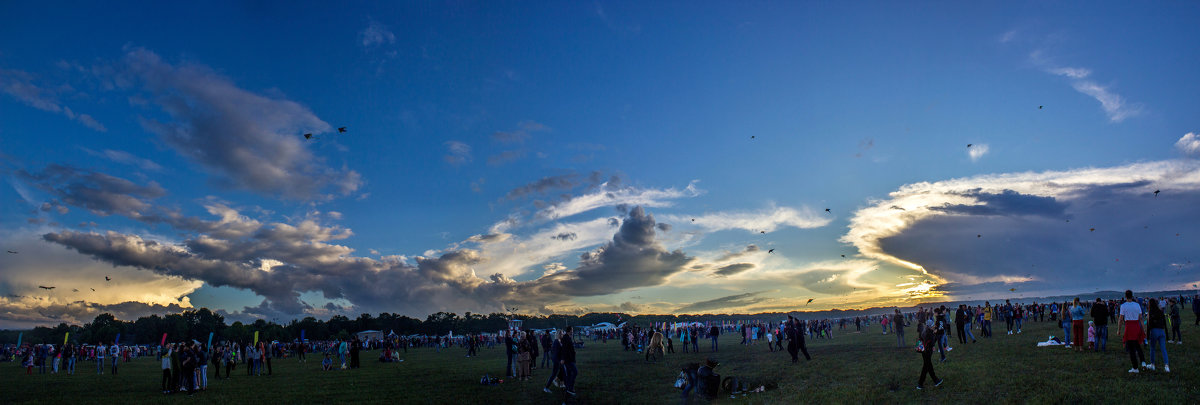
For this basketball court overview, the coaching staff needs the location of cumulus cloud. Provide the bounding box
[118,47,360,200]
[968,144,989,162]
[1175,132,1200,157]
[842,159,1200,300]
[0,68,107,131]
[20,164,165,218]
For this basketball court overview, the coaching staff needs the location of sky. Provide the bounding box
[2,1,1199,328]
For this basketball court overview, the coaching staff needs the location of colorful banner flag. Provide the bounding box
[300,329,306,341]
[207,332,214,348]
[63,332,69,346]
[161,333,168,346]
[253,331,259,345]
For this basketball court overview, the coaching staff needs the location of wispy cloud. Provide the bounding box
[360,20,396,47]
[0,68,107,131]
[444,141,472,165]
[84,148,163,171]
[661,204,831,234]
[1027,49,1141,123]
[968,144,989,162]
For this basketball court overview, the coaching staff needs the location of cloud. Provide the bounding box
[841,158,1200,300]
[1070,81,1140,122]
[675,292,768,314]
[1048,67,1091,79]
[1177,132,1200,157]
[661,204,831,234]
[360,20,396,47]
[487,150,526,166]
[712,263,755,277]
[83,148,163,171]
[118,47,360,199]
[0,68,107,131]
[444,141,472,165]
[968,144,989,162]
[534,180,701,223]
[19,164,166,218]
[550,232,577,241]
[491,120,549,144]
[504,171,607,201]
[713,245,760,262]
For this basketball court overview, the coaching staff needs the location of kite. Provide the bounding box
[38,286,55,290]
[841,255,846,258]
[72,289,78,292]
[105,276,111,281]
[760,231,766,234]
[768,249,775,254]
[1038,106,1043,109]
[977,234,982,238]
[825,208,831,213]
[805,298,814,305]
[890,206,905,211]
[1089,228,1096,232]
[303,133,313,140]
[967,144,973,148]
[1009,288,1016,292]
[90,288,95,292]
[691,218,695,222]
[6,250,16,254]
[338,127,347,133]
[750,136,756,139]
[1154,190,1160,197]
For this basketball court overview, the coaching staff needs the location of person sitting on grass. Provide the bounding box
[322,353,333,371]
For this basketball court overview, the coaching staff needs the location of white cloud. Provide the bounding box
[1048,67,1091,79]
[661,204,831,234]
[1175,132,1200,157]
[1071,81,1141,122]
[0,68,107,131]
[531,180,702,223]
[968,144,989,162]
[444,141,472,165]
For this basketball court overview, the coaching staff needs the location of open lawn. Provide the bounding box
[3,320,1199,404]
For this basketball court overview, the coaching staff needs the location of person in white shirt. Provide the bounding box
[110,343,121,374]
[96,343,106,374]
[161,346,174,394]
[1117,290,1147,373]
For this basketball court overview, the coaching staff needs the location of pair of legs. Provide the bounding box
[917,348,940,388]
[1148,329,1169,368]
[1125,339,1145,370]
[1095,325,1108,352]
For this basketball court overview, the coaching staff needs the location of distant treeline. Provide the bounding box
[0,306,912,346]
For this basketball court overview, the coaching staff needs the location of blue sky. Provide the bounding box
[2,1,1199,327]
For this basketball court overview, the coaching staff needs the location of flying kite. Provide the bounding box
[768,249,775,254]
[825,208,831,213]
[90,288,95,292]
[691,218,695,222]
[338,127,347,133]
[841,255,846,258]
[1154,190,1160,197]
[1038,106,1043,109]
[805,298,814,305]
[105,276,111,281]
[39,286,55,290]
[303,133,313,140]
[72,289,79,292]
[977,234,982,238]
[751,135,756,139]
[6,250,16,254]
[967,144,973,148]
[1009,288,1016,292]
[1089,228,1096,232]
[760,231,766,234]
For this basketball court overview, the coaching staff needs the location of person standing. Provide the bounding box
[161,346,173,394]
[95,342,105,374]
[1091,298,1110,352]
[893,309,907,348]
[1070,298,1087,352]
[64,343,75,375]
[1061,302,1073,347]
[915,322,944,390]
[1193,295,1200,326]
[708,324,720,352]
[1118,290,1147,373]
[1146,298,1170,372]
[1168,298,1183,344]
[982,303,993,338]
[542,331,563,393]
[109,341,120,374]
[560,326,578,397]
[505,332,517,378]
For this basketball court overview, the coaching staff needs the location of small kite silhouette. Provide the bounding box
[760,231,766,234]
[841,254,846,258]
[39,286,55,290]
[72,289,79,292]
[1009,288,1016,292]
[890,206,905,211]
[977,234,982,238]
[1089,228,1096,232]
[1154,190,1160,197]
[90,288,95,292]
[768,249,775,254]
[691,218,695,222]
[967,144,973,148]
[303,133,313,140]
[1038,106,1043,109]
[805,298,814,306]
[824,208,831,213]
[750,135,756,139]
[338,127,347,133]
[105,276,111,281]
[6,250,16,254]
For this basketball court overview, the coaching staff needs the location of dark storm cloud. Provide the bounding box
[929,189,1068,218]
[675,292,769,314]
[712,263,755,277]
[118,47,361,200]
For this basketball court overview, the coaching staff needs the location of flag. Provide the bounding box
[161,333,168,346]
[114,333,120,345]
[301,329,306,341]
[207,332,214,348]
[253,331,259,345]
[63,332,69,346]
[17,332,22,346]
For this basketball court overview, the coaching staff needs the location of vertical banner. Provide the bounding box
[64,332,69,346]
[17,332,22,346]
[301,330,306,341]
[114,333,121,345]
[207,332,214,348]
[253,331,259,345]
[161,333,168,346]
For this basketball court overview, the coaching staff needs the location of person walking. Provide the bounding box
[1091,298,1110,352]
[543,331,563,393]
[1118,290,1147,373]
[1146,298,1170,372]
[560,326,579,397]
[915,322,944,390]
[95,342,105,375]
[708,324,720,352]
[1070,298,1087,352]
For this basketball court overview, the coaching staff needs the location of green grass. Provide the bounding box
[3,320,1199,404]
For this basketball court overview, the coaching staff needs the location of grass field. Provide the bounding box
[3,320,1198,404]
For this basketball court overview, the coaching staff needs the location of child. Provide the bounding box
[1086,321,1096,350]
[322,354,333,371]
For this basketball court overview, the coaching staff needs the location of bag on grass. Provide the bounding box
[674,371,687,388]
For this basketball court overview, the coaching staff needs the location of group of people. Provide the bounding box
[498,326,579,398]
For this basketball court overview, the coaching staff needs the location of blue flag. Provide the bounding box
[207,332,214,348]
[16,332,21,346]
[114,333,121,345]
[301,329,306,341]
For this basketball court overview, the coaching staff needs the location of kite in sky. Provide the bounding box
[39,286,55,290]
